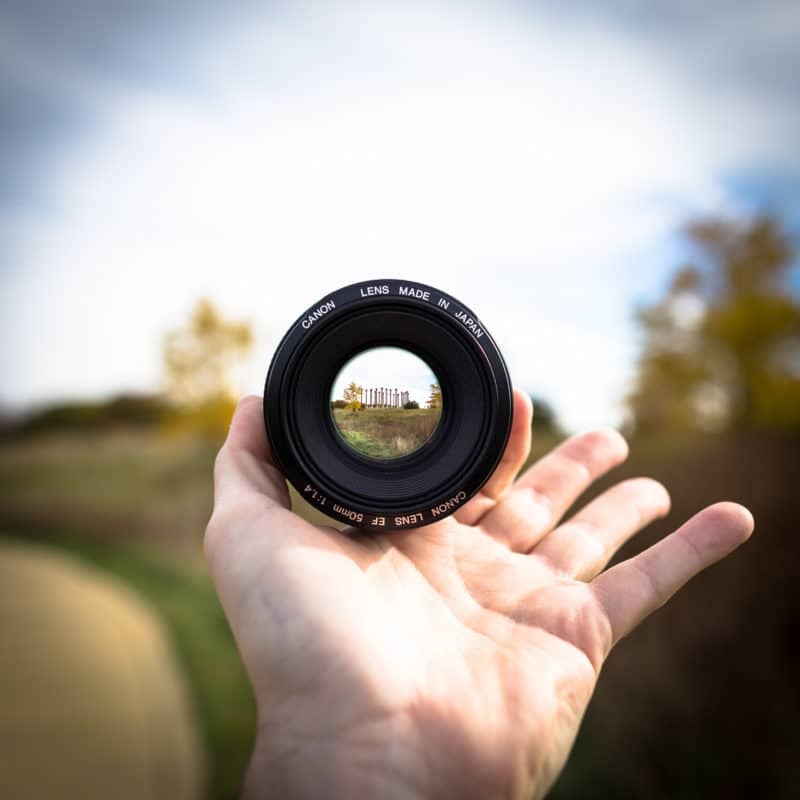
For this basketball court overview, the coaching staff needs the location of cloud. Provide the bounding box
[1,1,798,430]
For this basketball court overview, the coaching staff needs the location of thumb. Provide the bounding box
[213,395,291,511]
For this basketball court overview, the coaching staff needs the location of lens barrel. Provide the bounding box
[264,279,513,531]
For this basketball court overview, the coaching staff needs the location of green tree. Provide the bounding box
[427,383,442,410]
[629,215,800,433]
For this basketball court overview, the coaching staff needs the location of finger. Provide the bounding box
[213,395,291,511]
[207,397,360,575]
[454,389,533,526]
[532,478,671,580]
[480,427,629,552]
[592,502,754,649]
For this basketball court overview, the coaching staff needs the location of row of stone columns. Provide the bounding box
[363,388,410,408]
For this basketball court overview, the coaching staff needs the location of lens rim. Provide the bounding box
[264,279,513,530]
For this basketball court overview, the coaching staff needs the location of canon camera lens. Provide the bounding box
[264,279,513,531]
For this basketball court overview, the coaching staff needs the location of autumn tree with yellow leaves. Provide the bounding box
[629,215,800,433]
[162,299,254,436]
[342,381,363,412]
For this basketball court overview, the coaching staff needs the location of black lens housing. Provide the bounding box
[263,279,513,531]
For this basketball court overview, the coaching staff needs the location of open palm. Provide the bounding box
[206,392,753,800]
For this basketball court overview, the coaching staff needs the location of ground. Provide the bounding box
[0,425,797,798]
[332,406,441,457]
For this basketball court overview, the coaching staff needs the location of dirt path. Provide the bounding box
[0,539,205,800]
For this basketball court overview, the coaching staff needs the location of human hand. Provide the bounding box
[205,391,753,800]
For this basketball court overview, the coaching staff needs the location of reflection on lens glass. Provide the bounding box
[330,347,443,459]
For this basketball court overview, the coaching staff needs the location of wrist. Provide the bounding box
[242,710,429,800]
[241,702,536,800]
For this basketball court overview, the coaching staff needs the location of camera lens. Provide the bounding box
[264,280,513,531]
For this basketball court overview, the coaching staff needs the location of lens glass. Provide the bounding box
[330,346,443,459]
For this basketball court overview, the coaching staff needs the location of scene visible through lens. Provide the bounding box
[330,347,443,459]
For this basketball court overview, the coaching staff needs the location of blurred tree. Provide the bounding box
[14,394,168,437]
[162,299,254,437]
[528,395,563,437]
[629,215,800,433]
[164,299,253,405]
[427,383,442,409]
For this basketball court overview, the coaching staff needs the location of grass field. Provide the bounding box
[332,406,441,457]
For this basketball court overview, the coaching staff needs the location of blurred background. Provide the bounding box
[1,1,798,798]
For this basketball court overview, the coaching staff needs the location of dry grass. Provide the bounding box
[332,407,441,457]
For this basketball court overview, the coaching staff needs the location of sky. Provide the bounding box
[1,0,799,431]
[331,347,438,408]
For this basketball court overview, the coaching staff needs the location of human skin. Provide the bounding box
[205,391,754,800]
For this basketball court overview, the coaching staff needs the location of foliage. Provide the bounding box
[403,400,420,410]
[8,394,168,438]
[528,395,564,437]
[330,399,347,409]
[163,299,253,407]
[161,397,238,443]
[629,215,800,433]
[427,383,442,409]
[162,299,253,439]
[342,381,363,412]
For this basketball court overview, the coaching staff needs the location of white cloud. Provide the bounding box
[1,0,791,429]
